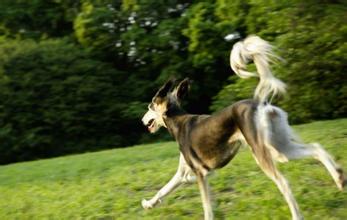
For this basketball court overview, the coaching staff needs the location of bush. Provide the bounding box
[0,38,135,164]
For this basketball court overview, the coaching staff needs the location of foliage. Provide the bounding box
[0,0,80,38]
[210,75,258,112]
[274,3,347,122]
[0,0,346,163]
[0,38,140,164]
[210,1,347,123]
[0,119,346,219]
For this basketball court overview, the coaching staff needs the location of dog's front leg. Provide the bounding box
[197,173,213,220]
[142,153,191,209]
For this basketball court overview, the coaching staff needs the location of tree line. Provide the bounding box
[0,0,346,164]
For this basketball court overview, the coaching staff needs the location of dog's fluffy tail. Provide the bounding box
[230,35,286,103]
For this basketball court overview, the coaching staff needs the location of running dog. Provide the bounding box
[141,36,345,220]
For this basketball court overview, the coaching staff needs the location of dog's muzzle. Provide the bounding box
[142,109,158,132]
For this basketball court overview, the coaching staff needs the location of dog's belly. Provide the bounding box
[199,140,242,169]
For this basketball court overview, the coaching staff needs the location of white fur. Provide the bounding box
[142,154,195,209]
[256,104,290,162]
[253,103,346,219]
[197,174,213,220]
[254,104,302,219]
[142,105,167,133]
[142,108,157,126]
[230,36,286,102]
[256,104,344,190]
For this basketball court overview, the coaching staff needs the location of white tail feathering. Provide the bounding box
[230,35,286,102]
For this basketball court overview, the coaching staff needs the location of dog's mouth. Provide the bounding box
[146,119,155,131]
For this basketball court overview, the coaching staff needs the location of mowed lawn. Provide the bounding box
[0,119,346,220]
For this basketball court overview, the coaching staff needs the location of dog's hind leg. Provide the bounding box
[142,153,195,209]
[250,145,303,220]
[309,143,345,190]
[236,110,303,219]
[274,141,345,191]
[266,107,345,190]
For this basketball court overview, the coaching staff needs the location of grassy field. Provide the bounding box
[0,119,346,220]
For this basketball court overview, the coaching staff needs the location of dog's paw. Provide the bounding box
[337,168,346,191]
[141,199,153,209]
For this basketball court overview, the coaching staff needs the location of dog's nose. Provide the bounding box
[141,117,147,125]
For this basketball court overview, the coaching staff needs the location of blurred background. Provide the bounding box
[0,0,346,165]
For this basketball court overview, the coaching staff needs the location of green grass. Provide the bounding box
[0,119,346,220]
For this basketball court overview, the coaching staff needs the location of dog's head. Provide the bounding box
[142,78,190,133]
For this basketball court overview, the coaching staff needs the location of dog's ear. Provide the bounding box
[155,78,176,98]
[174,78,191,100]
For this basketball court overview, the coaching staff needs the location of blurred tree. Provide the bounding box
[0,38,136,164]
[0,0,81,38]
[73,0,198,113]
[210,1,347,123]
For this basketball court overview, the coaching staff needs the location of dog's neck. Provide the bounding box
[164,109,190,140]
